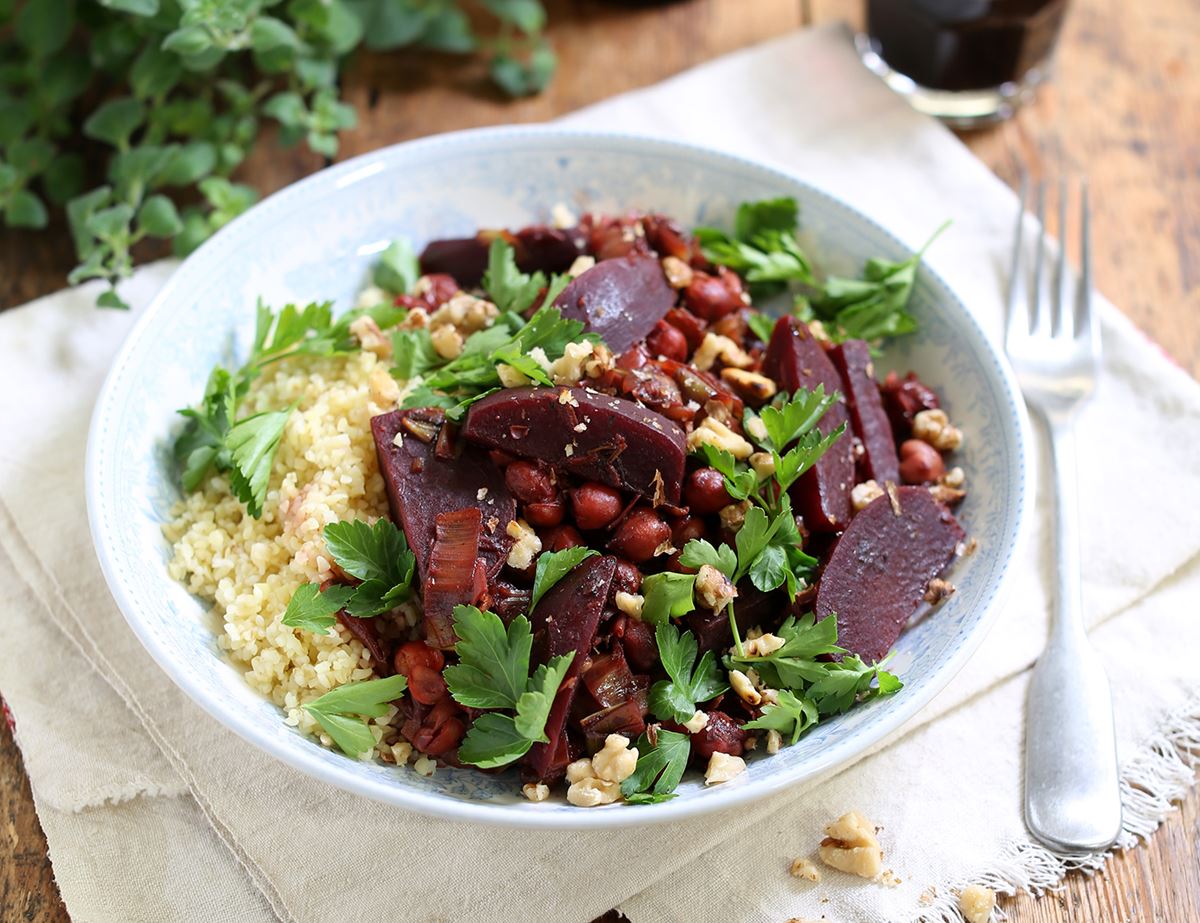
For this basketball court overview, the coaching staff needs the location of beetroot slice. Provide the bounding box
[815,486,964,663]
[829,339,900,484]
[422,508,489,650]
[418,237,491,288]
[371,409,515,583]
[763,317,855,532]
[551,254,676,354]
[525,554,617,780]
[461,386,686,504]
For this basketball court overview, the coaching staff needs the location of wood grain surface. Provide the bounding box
[1,0,1197,920]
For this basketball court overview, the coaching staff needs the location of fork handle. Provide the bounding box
[1023,415,1123,852]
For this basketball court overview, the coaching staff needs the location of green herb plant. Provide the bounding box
[303,673,409,758]
[0,0,558,308]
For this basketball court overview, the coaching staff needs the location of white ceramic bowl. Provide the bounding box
[86,127,1030,828]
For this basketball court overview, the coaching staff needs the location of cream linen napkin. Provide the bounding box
[2,23,1199,923]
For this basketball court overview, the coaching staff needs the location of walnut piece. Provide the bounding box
[789,856,821,882]
[851,479,885,511]
[924,577,956,604]
[694,564,738,612]
[818,811,884,879]
[661,255,694,289]
[505,519,542,570]
[566,777,621,807]
[958,885,996,923]
[522,782,549,802]
[912,408,963,451]
[693,332,754,371]
[704,751,747,785]
[686,416,754,459]
[721,367,778,402]
[591,734,639,783]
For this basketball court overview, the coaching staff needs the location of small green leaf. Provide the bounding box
[225,406,293,518]
[96,289,130,310]
[640,571,696,627]
[15,0,73,58]
[86,203,134,242]
[456,712,534,768]
[43,154,85,205]
[620,729,690,801]
[8,138,54,177]
[374,239,419,295]
[678,539,736,579]
[250,16,303,53]
[5,189,47,229]
[282,583,356,633]
[98,0,160,14]
[306,709,375,758]
[161,24,212,57]
[83,97,146,148]
[530,546,597,612]
[130,43,182,99]
[482,0,546,33]
[305,673,409,719]
[161,142,216,186]
[444,607,532,710]
[137,194,183,238]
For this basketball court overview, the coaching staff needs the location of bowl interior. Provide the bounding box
[87,128,1027,828]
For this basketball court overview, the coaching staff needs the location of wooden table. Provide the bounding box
[2,1,1197,920]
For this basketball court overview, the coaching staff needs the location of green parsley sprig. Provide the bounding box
[175,291,408,516]
[303,674,409,758]
[734,613,902,746]
[679,386,843,654]
[393,239,600,420]
[443,605,575,768]
[695,197,816,297]
[647,622,728,725]
[620,728,691,804]
[282,519,417,631]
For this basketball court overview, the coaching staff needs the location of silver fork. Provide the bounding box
[1007,177,1122,852]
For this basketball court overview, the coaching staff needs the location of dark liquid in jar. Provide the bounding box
[866,0,1069,91]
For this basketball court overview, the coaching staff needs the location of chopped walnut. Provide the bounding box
[686,416,754,459]
[591,733,639,783]
[550,341,598,385]
[522,782,550,802]
[430,324,464,360]
[349,315,392,359]
[694,564,738,612]
[683,710,709,733]
[566,776,621,806]
[929,483,967,506]
[851,479,885,511]
[941,465,965,489]
[719,499,751,532]
[551,202,576,229]
[879,869,902,887]
[583,342,615,379]
[818,811,884,879]
[749,451,776,479]
[565,758,596,784]
[368,365,401,407]
[789,856,821,882]
[744,414,769,443]
[692,332,754,371]
[429,292,498,335]
[661,255,694,288]
[924,577,956,604]
[354,284,388,310]
[721,367,778,402]
[704,751,747,785]
[913,408,963,451]
[567,254,596,278]
[766,729,783,754]
[397,306,429,330]
[729,668,762,706]
[958,885,996,923]
[743,632,785,657]
[505,518,542,570]
[807,319,832,343]
[614,591,644,618]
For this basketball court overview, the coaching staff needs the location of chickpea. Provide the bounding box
[541,524,585,551]
[408,664,448,706]
[609,509,671,563]
[683,271,743,321]
[645,320,689,361]
[610,558,643,598]
[392,640,445,679]
[570,482,624,531]
[898,439,945,484]
[671,514,707,547]
[504,460,556,504]
[685,467,734,515]
[524,496,565,528]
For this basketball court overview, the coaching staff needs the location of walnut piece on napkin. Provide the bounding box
[958,884,997,922]
[818,810,884,879]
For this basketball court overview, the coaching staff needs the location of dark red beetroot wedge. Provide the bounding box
[829,339,900,484]
[461,387,686,504]
[551,254,676,354]
[525,554,618,781]
[422,508,489,650]
[513,226,585,275]
[370,409,515,582]
[763,317,855,532]
[418,237,491,288]
[815,486,965,664]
